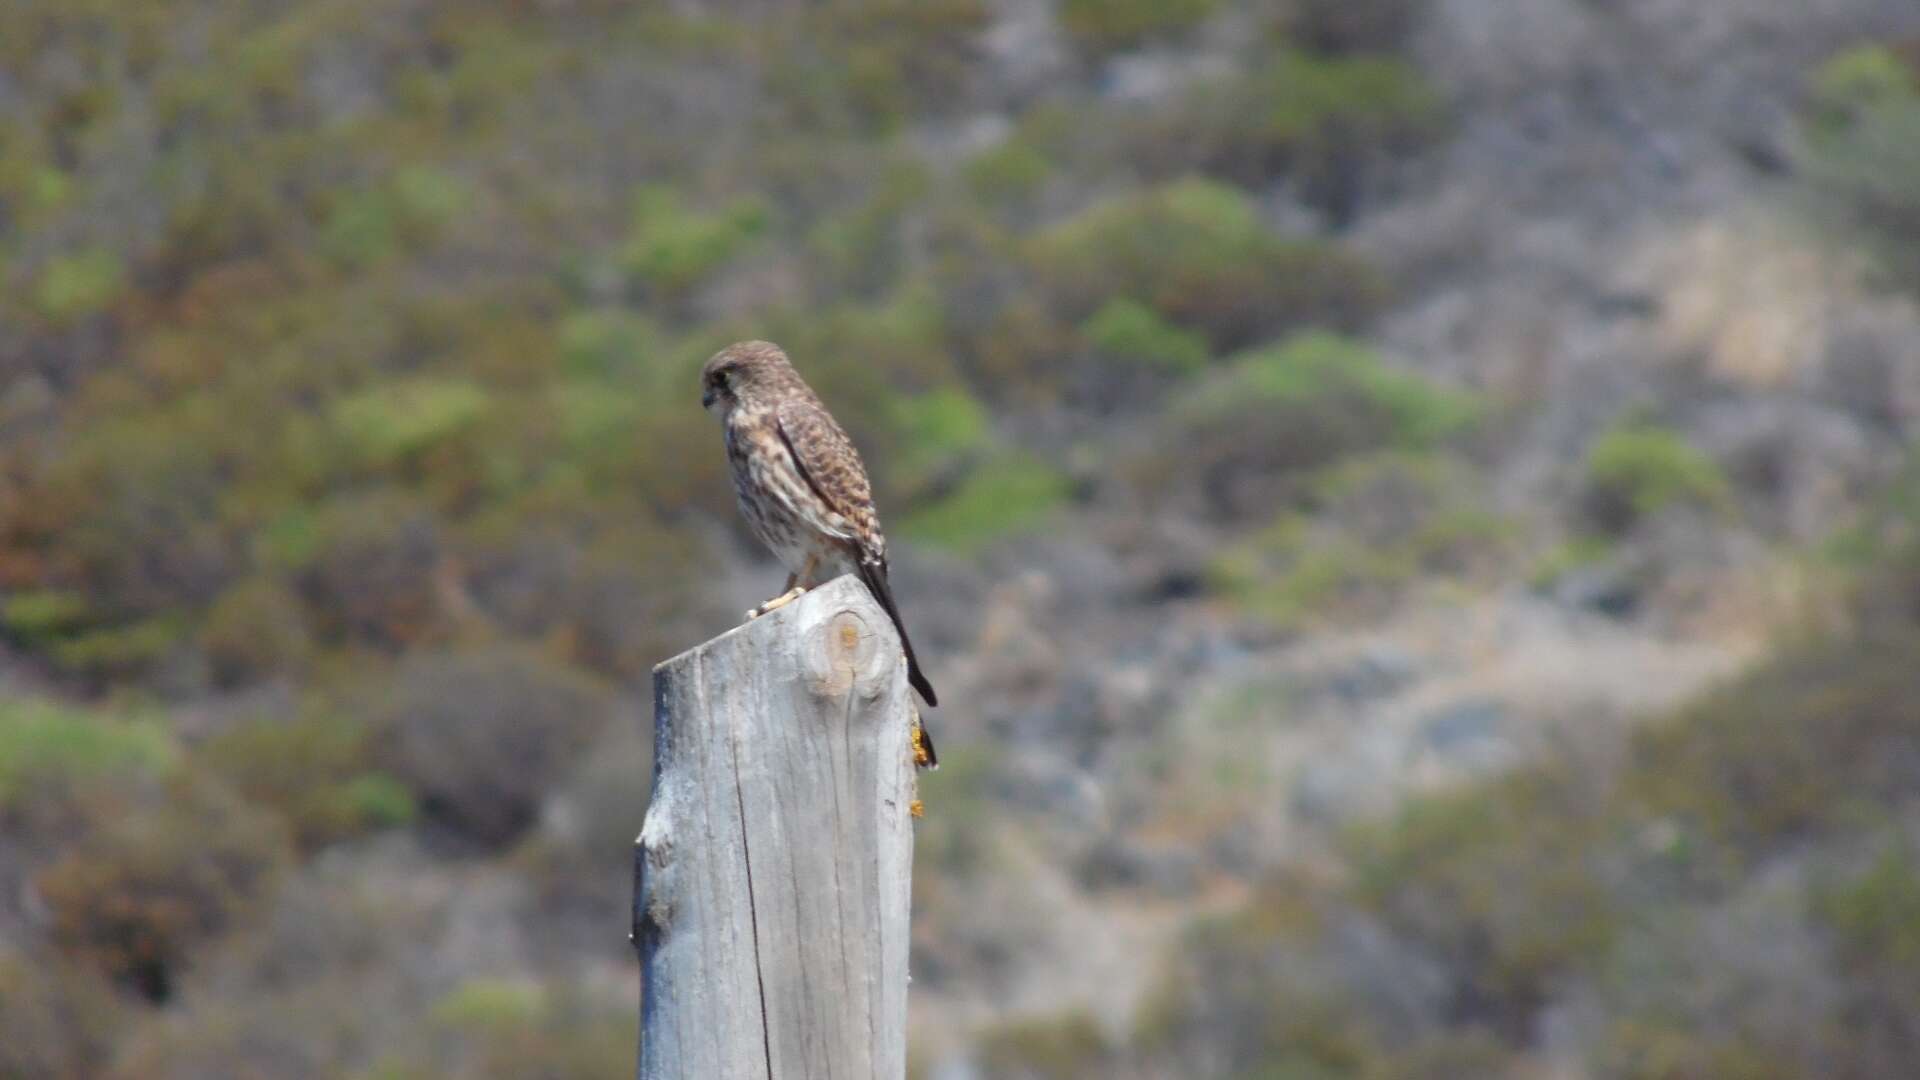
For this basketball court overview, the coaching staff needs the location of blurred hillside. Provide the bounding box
[2,0,1920,1076]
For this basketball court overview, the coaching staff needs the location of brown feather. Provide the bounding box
[708,340,941,719]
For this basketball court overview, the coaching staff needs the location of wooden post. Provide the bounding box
[634,574,916,1080]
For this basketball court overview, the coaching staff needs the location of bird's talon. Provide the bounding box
[747,585,806,621]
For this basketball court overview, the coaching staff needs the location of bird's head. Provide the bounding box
[702,339,792,414]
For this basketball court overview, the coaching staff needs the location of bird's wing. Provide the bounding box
[777,400,937,707]
[774,398,877,549]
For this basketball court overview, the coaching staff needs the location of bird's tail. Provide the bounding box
[855,557,940,725]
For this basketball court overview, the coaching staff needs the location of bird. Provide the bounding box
[701,340,939,767]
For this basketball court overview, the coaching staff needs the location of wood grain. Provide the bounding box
[635,574,916,1079]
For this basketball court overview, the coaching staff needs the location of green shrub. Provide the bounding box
[1208,453,1508,626]
[621,185,770,295]
[1347,767,1620,1038]
[429,986,634,1080]
[1129,52,1441,216]
[832,1,991,126]
[320,190,403,269]
[1028,179,1384,350]
[551,378,651,469]
[5,162,74,219]
[886,385,991,495]
[1059,0,1219,54]
[1209,518,1394,627]
[1799,45,1920,287]
[546,323,700,490]
[1807,841,1920,1074]
[198,576,315,685]
[1632,633,1920,858]
[1826,446,1920,568]
[1801,89,1920,288]
[8,402,236,630]
[1157,333,1478,518]
[256,504,325,572]
[761,1,990,134]
[1080,297,1209,373]
[1602,1025,1812,1080]
[32,166,73,209]
[1806,44,1918,135]
[315,168,470,269]
[1253,53,1438,158]
[431,979,548,1030]
[1817,846,1920,967]
[964,139,1053,206]
[1853,460,1920,631]
[804,161,935,296]
[1185,330,1473,443]
[46,616,190,682]
[899,454,1070,552]
[34,247,125,323]
[1133,889,1382,1076]
[1582,423,1732,533]
[1527,535,1617,590]
[556,309,665,380]
[329,377,492,469]
[0,589,90,641]
[339,772,415,827]
[0,700,173,809]
[391,166,471,229]
[977,1010,1112,1080]
[201,710,414,850]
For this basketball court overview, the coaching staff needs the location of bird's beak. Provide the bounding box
[702,386,718,410]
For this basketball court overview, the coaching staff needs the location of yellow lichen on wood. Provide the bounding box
[910,719,934,769]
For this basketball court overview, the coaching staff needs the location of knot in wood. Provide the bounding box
[804,609,887,700]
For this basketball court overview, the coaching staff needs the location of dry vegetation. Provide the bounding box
[1,1,1918,1077]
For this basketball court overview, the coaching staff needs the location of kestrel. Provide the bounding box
[701,340,939,765]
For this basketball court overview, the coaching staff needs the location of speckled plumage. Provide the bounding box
[703,341,941,733]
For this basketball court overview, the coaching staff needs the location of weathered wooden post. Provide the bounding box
[634,575,916,1079]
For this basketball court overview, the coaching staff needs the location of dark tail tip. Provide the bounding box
[910,664,938,708]
[854,557,938,708]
